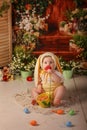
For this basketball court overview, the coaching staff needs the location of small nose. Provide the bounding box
[47,62,50,65]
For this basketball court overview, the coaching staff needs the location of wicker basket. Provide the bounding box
[37,93,51,108]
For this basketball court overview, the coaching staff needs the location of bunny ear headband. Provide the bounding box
[34,52,62,87]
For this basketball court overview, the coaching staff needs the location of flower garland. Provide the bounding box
[12,0,53,16]
[0,0,53,17]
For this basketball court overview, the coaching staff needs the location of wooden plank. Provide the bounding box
[64,78,87,130]
[0,39,9,43]
[0,29,8,33]
[73,75,87,122]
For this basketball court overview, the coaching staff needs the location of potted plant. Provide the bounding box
[59,57,80,79]
[10,45,37,79]
[72,34,87,60]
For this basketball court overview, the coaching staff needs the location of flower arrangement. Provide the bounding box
[59,57,80,70]
[72,34,87,60]
[66,8,87,21]
[14,8,49,50]
[10,3,49,75]
[10,45,37,74]
[12,0,53,16]
[66,8,87,33]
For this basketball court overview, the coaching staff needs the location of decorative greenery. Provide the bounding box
[73,34,87,60]
[66,8,87,21]
[74,0,84,8]
[78,19,87,32]
[59,21,67,27]
[14,8,48,50]
[0,1,10,17]
[59,57,80,70]
[10,45,37,74]
[74,68,87,75]
[0,0,53,18]
[10,0,51,75]
[12,0,53,16]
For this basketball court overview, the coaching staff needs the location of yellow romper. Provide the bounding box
[40,70,64,98]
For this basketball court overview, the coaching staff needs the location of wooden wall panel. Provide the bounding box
[0,0,12,67]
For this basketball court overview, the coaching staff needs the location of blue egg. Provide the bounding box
[24,108,29,114]
[66,121,72,127]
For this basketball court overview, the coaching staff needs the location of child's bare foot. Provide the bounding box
[53,99,61,107]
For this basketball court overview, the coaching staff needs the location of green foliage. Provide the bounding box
[73,34,87,59]
[42,101,51,107]
[12,0,53,16]
[74,0,84,8]
[10,45,37,74]
[59,57,80,70]
[66,7,87,21]
[59,21,67,27]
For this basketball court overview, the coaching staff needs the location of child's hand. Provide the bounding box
[51,73,61,83]
[36,87,44,94]
[36,84,44,94]
[46,69,53,73]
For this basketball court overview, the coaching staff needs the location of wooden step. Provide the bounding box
[33,32,80,60]
[33,50,79,60]
[38,32,72,51]
[38,40,69,51]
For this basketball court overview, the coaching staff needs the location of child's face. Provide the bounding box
[42,56,55,70]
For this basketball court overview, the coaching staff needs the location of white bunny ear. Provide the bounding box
[34,55,41,87]
[54,55,63,73]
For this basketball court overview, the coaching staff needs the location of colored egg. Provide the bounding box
[69,109,75,115]
[27,76,33,81]
[30,120,37,126]
[66,121,72,127]
[57,109,64,114]
[24,108,29,114]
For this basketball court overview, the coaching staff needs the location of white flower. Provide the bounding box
[17,8,48,46]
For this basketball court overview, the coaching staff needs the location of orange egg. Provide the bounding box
[30,120,37,126]
[56,109,64,114]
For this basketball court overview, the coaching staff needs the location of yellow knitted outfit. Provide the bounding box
[40,70,62,98]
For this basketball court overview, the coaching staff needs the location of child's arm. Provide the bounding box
[51,72,61,83]
[36,80,44,94]
[50,70,64,84]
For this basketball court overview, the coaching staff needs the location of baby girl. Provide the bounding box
[32,52,66,106]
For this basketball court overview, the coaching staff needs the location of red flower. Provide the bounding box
[25,4,32,10]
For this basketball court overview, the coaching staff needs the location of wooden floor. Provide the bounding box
[0,75,87,130]
[64,75,87,130]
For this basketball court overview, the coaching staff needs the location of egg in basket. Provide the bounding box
[37,92,52,108]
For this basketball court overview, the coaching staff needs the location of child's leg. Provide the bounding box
[53,85,66,106]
